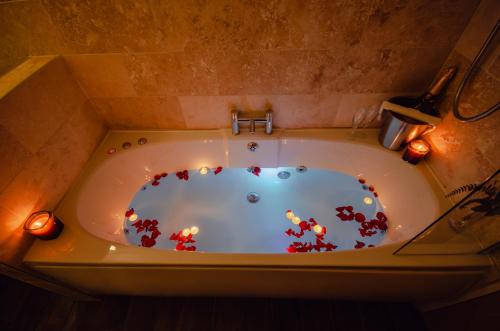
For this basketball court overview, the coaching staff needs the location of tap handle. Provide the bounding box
[265,109,273,135]
[231,109,240,135]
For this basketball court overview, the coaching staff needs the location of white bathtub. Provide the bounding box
[24,129,490,301]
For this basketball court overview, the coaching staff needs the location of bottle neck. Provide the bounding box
[426,67,457,98]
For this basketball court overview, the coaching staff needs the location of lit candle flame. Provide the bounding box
[313,224,323,234]
[190,226,199,235]
[363,197,373,205]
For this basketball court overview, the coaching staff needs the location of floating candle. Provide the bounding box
[313,224,323,234]
[199,167,210,175]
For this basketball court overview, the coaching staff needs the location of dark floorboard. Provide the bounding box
[0,275,427,331]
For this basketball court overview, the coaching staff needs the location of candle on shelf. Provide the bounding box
[23,211,64,240]
[403,139,431,165]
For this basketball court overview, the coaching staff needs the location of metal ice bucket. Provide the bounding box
[378,110,433,150]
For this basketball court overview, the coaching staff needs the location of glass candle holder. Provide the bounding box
[23,211,64,240]
[402,139,431,165]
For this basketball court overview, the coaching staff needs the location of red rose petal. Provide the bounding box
[354,240,365,249]
[251,166,261,176]
[125,208,134,217]
[378,223,388,231]
[376,212,387,222]
[152,180,160,186]
[354,213,366,223]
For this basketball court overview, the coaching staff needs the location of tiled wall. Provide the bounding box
[425,0,500,193]
[0,0,480,129]
[0,56,107,265]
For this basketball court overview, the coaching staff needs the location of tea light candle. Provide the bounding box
[199,167,210,175]
[403,139,431,165]
[23,211,64,240]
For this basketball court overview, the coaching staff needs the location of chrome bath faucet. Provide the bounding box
[231,109,273,135]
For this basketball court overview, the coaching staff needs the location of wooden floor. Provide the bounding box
[0,275,427,331]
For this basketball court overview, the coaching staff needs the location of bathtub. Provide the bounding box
[24,129,490,302]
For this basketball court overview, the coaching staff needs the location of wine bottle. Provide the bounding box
[390,67,457,118]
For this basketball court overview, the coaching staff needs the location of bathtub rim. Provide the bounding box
[23,128,489,270]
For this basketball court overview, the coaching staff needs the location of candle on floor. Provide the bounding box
[402,139,431,165]
[23,211,64,240]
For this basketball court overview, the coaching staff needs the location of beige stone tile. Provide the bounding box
[40,0,159,53]
[437,54,500,168]
[0,205,31,255]
[91,97,186,129]
[216,50,282,95]
[335,93,393,127]
[179,96,236,129]
[242,94,341,128]
[148,0,218,52]
[454,0,500,62]
[278,51,331,94]
[0,56,55,100]
[0,101,106,219]
[286,0,373,50]
[0,221,35,266]
[28,0,68,55]
[488,53,500,80]
[320,47,404,94]
[0,0,30,76]
[181,94,341,129]
[0,57,87,153]
[390,47,451,93]
[127,52,218,96]
[64,54,136,98]
[0,125,32,192]
[319,46,451,95]
[361,0,479,49]
[425,111,497,191]
[66,100,108,158]
[149,0,373,52]
[216,50,333,96]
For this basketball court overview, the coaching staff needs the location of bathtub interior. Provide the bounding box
[74,130,447,254]
[123,167,387,253]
